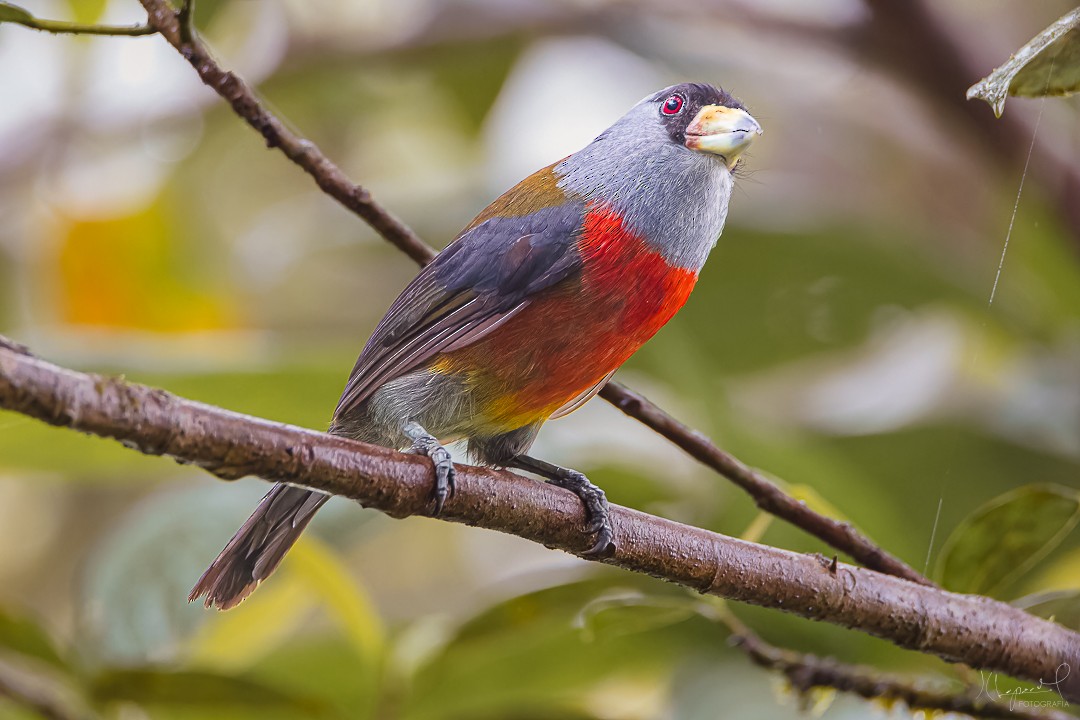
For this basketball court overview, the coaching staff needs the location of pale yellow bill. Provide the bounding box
[684,105,762,169]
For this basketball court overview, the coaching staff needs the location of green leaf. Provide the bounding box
[1010,27,1080,100]
[188,559,324,670]
[573,589,719,643]
[0,2,34,24]
[967,8,1080,116]
[78,484,276,665]
[427,37,521,134]
[936,484,1080,596]
[286,538,385,663]
[191,536,384,670]
[89,668,327,714]
[243,636,381,720]
[1014,590,1080,631]
[0,606,67,670]
[403,578,716,720]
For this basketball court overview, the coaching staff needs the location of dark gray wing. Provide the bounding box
[333,202,585,421]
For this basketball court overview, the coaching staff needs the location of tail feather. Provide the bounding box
[190,484,329,610]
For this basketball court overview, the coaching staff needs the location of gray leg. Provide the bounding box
[512,455,613,556]
[404,421,455,514]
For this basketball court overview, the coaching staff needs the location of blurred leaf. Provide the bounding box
[244,636,379,720]
[967,8,1080,116]
[573,589,718,643]
[424,37,521,134]
[404,578,720,720]
[188,561,320,670]
[671,657,815,720]
[936,484,1080,596]
[0,701,50,720]
[1012,27,1080,98]
[654,227,982,379]
[812,423,1080,567]
[0,607,67,670]
[801,686,837,717]
[79,484,281,665]
[739,512,773,544]
[0,2,33,24]
[89,668,326,714]
[193,536,384,671]
[1013,590,1080,631]
[787,484,851,524]
[192,0,230,29]
[286,538,384,664]
[58,202,238,331]
[63,0,105,24]
[1030,546,1080,594]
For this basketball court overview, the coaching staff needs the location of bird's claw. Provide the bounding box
[549,468,614,557]
[584,523,614,557]
[407,432,455,515]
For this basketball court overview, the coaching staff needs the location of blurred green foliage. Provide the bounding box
[1,0,1080,718]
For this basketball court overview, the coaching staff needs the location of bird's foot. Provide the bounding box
[514,455,614,556]
[404,421,455,514]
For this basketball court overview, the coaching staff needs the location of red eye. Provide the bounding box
[661,94,684,115]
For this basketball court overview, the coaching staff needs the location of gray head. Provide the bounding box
[556,82,760,270]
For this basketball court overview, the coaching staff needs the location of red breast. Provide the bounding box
[434,202,696,430]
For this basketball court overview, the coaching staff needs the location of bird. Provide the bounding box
[190,82,761,610]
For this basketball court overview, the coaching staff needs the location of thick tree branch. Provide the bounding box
[134,0,930,587]
[0,340,1077,703]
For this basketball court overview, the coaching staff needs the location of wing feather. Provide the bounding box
[333,201,585,421]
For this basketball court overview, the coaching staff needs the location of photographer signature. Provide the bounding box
[977,663,1071,709]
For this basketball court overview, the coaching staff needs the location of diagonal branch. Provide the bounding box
[0,338,1077,702]
[134,0,930,585]
[138,0,433,265]
[599,383,932,586]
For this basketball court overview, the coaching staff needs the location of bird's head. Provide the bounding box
[554,81,760,269]
[558,82,760,187]
[648,83,761,170]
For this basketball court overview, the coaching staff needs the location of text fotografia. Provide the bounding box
[978,663,1071,710]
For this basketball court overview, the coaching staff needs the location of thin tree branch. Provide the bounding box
[0,3,154,36]
[133,0,930,586]
[137,0,434,266]
[726,622,1075,720]
[0,339,1077,702]
[599,382,932,586]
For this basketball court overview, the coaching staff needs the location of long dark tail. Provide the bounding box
[189,484,329,610]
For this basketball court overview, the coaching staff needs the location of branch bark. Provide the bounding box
[134,0,931,587]
[1,339,1077,703]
